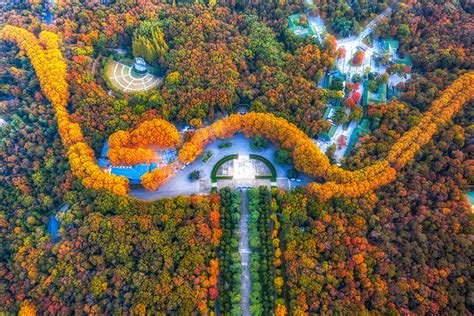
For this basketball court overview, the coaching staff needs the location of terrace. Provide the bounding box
[130,133,313,200]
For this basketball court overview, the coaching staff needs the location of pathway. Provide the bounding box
[91,54,101,77]
[239,190,251,316]
[129,133,312,200]
[336,5,394,76]
[107,61,162,93]
[336,5,393,45]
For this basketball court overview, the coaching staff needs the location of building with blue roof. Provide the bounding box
[362,79,387,108]
[345,118,371,156]
[98,140,178,185]
[101,140,109,158]
[380,39,413,67]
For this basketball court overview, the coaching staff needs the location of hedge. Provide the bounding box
[249,154,277,181]
[211,155,238,182]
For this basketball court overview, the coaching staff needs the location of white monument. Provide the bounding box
[132,57,147,74]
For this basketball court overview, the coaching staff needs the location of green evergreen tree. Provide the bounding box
[132,21,169,64]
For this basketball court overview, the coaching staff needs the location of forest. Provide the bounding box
[0,0,473,314]
[1,188,221,313]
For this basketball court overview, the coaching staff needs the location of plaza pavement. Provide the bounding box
[129,133,312,200]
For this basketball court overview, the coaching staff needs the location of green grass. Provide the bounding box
[255,175,273,179]
[102,57,124,94]
[249,154,277,181]
[211,154,277,183]
[215,175,233,180]
[211,155,238,182]
[116,56,134,66]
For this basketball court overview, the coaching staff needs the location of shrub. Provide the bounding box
[251,136,269,150]
[202,150,213,163]
[274,149,291,165]
[189,170,201,181]
[218,141,233,149]
[287,168,300,179]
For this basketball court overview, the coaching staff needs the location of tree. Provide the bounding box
[251,136,269,151]
[287,168,300,179]
[189,170,201,181]
[330,79,344,91]
[132,20,169,65]
[351,91,361,103]
[352,74,363,82]
[0,26,130,195]
[352,51,365,66]
[349,106,363,122]
[336,47,346,59]
[274,149,291,165]
[397,23,411,38]
[343,97,356,109]
[337,135,347,149]
[325,143,336,164]
[108,119,181,165]
[332,108,346,124]
[19,301,36,316]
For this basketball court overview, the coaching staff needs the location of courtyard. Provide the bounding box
[105,60,162,93]
[129,133,312,200]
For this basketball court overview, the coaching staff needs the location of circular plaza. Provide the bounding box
[105,60,161,93]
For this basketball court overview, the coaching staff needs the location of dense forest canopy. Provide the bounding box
[0,0,473,314]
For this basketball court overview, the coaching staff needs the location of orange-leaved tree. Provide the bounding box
[0,26,129,195]
[108,118,181,166]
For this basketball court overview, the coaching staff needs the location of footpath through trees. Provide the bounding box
[239,190,251,316]
[2,25,473,202]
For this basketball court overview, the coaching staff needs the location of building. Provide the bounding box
[327,70,347,89]
[132,57,147,74]
[380,39,413,67]
[98,140,177,186]
[345,118,371,155]
[323,106,336,121]
[319,124,338,141]
[110,164,156,185]
[288,14,310,38]
[362,79,387,108]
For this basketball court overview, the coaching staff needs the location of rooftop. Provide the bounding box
[319,124,338,141]
[345,118,371,155]
[381,38,413,67]
[288,14,310,38]
[111,164,151,183]
[362,79,387,107]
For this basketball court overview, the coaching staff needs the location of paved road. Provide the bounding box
[239,190,251,316]
[337,6,393,44]
[130,133,312,200]
[358,6,392,40]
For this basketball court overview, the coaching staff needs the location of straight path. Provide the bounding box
[239,190,251,316]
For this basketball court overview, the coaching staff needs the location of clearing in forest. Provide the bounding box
[105,60,161,93]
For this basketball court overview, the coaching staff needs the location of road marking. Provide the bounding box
[108,61,162,92]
